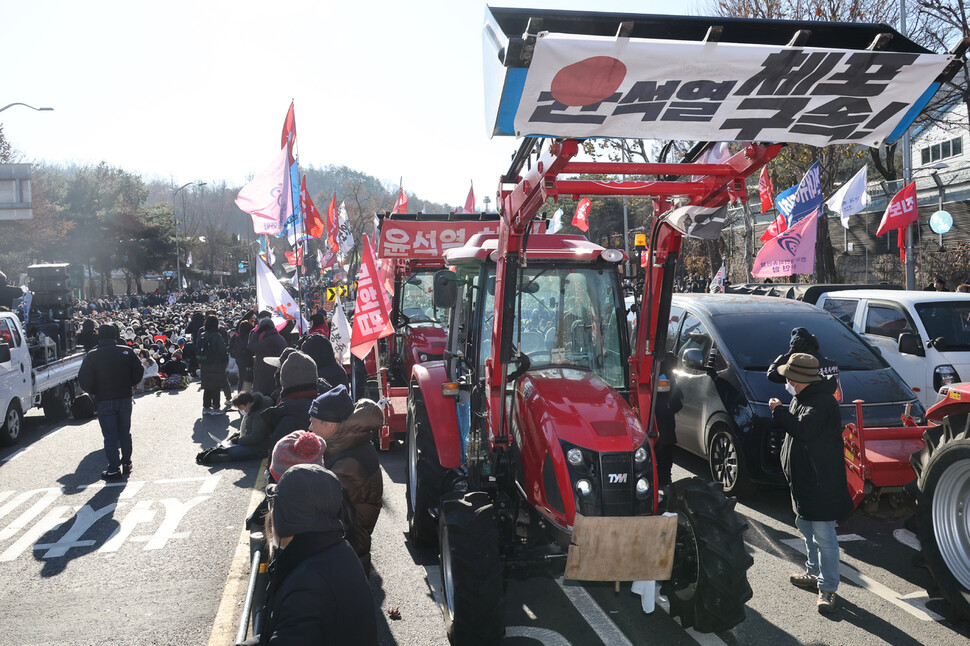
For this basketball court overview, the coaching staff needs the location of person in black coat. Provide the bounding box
[77,319,99,352]
[78,324,144,480]
[768,353,852,615]
[653,354,683,488]
[198,316,229,415]
[767,327,842,402]
[299,334,349,391]
[240,463,377,646]
[250,317,289,398]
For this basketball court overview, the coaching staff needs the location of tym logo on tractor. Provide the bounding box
[402,7,963,644]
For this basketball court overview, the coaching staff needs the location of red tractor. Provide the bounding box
[361,212,505,449]
[404,7,958,644]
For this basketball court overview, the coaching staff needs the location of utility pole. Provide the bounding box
[901,0,916,289]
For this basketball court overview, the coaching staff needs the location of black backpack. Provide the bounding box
[197,334,211,362]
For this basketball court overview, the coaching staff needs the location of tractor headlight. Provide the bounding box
[635,477,650,499]
[634,447,648,464]
[420,353,428,362]
[601,249,624,263]
[576,479,593,496]
[566,448,584,467]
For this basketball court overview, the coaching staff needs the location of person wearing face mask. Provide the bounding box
[768,353,852,615]
[767,327,841,402]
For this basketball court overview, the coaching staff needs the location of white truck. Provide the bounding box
[0,310,84,446]
[816,289,970,408]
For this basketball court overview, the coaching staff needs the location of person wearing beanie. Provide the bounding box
[767,327,841,401]
[239,464,377,646]
[308,386,384,575]
[78,323,144,480]
[300,333,349,390]
[308,311,330,337]
[250,316,288,397]
[261,351,320,456]
[198,315,229,416]
[270,430,326,480]
[769,353,852,615]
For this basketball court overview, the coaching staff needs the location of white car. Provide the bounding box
[816,290,970,408]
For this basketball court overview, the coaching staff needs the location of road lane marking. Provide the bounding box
[893,529,922,552]
[155,475,221,494]
[207,462,267,646]
[0,488,61,539]
[779,537,943,621]
[506,626,572,645]
[99,500,155,553]
[74,480,146,499]
[555,577,633,646]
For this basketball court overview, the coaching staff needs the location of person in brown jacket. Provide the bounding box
[307,385,384,576]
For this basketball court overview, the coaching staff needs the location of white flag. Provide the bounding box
[337,201,355,257]
[182,276,187,289]
[826,166,871,229]
[234,145,291,236]
[549,208,563,234]
[256,257,309,334]
[185,252,193,267]
[709,263,726,293]
[330,295,353,365]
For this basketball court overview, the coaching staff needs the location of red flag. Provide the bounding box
[759,166,774,213]
[281,101,296,163]
[350,235,394,359]
[326,191,339,253]
[284,246,304,267]
[301,176,325,239]
[876,181,917,237]
[572,198,591,232]
[391,187,408,214]
[760,212,788,243]
[462,182,475,214]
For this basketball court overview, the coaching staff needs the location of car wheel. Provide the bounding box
[709,427,751,497]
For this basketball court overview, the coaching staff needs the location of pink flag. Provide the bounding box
[350,235,394,359]
[462,182,475,214]
[235,146,291,236]
[752,208,819,278]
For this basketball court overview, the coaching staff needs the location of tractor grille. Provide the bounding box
[599,452,633,516]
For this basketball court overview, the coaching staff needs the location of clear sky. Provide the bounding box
[1,0,700,208]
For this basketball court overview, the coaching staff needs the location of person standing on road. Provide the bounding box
[77,324,144,481]
[768,327,842,402]
[198,315,229,415]
[768,353,853,615]
[240,463,377,646]
[654,353,683,488]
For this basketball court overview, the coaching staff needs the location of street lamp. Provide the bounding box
[171,181,206,292]
[0,103,53,114]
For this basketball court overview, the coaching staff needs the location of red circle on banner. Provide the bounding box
[550,57,627,107]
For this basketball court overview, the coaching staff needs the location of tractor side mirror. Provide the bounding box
[433,270,458,309]
[0,343,10,363]
[898,332,925,357]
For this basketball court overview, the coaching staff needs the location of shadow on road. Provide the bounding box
[56,449,105,493]
[34,484,123,578]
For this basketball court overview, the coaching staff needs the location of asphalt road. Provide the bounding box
[2,385,969,645]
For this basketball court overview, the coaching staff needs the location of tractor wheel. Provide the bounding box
[661,477,753,633]
[406,384,445,547]
[910,412,970,622]
[0,402,24,447]
[708,426,751,497]
[42,384,73,422]
[439,491,504,646]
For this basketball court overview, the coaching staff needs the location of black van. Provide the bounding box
[667,294,924,495]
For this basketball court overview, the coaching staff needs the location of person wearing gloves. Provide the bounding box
[307,385,384,575]
[238,463,377,646]
[768,353,853,615]
[767,327,841,401]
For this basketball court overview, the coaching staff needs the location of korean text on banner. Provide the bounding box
[376,221,500,259]
[759,166,774,214]
[752,208,820,278]
[350,235,394,359]
[876,181,917,237]
[330,295,352,365]
[511,34,951,147]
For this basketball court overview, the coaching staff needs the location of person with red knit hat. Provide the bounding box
[270,431,326,481]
